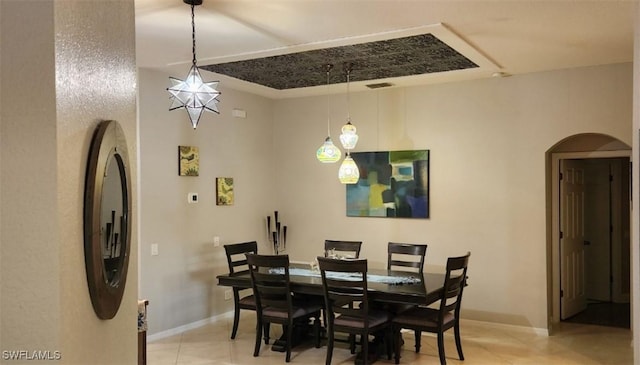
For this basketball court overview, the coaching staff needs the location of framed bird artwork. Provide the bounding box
[216,177,234,205]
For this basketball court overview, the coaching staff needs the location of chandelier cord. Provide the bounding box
[191,2,197,66]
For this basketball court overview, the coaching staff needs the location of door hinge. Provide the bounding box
[560,231,564,239]
[610,174,614,182]
[559,172,563,181]
[560,289,564,298]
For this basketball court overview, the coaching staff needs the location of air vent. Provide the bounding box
[366,82,394,89]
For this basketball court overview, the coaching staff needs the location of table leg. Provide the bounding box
[271,316,318,352]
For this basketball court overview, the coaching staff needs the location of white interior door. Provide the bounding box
[584,159,611,302]
[560,159,587,319]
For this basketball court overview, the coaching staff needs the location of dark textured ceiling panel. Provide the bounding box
[200,33,478,90]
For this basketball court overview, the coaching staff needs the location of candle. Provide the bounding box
[272,231,278,254]
[283,226,287,249]
[266,216,271,241]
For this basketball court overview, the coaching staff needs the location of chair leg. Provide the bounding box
[314,315,321,348]
[264,323,270,344]
[325,326,334,365]
[349,334,356,354]
[437,331,446,365]
[285,323,293,363]
[231,304,240,339]
[414,330,421,353]
[454,322,464,360]
[362,332,369,365]
[394,327,401,364]
[253,321,263,357]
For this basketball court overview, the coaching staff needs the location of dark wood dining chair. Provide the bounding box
[246,254,322,362]
[223,241,269,343]
[392,252,470,365]
[323,239,362,350]
[324,239,362,259]
[387,242,428,273]
[385,242,429,348]
[318,256,393,365]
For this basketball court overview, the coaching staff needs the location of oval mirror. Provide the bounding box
[83,120,132,319]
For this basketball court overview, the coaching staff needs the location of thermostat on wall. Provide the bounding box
[188,192,198,203]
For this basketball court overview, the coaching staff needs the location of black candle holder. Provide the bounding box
[265,211,287,255]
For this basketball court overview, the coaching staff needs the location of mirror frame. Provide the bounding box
[83,120,132,319]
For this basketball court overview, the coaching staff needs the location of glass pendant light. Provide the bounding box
[167,0,221,129]
[316,64,341,163]
[338,63,360,184]
[338,153,360,184]
[317,137,342,163]
[340,63,359,150]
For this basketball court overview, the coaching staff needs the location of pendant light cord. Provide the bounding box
[342,62,354,124]
[346,66,351,122]
[326,64,333,136]
[191,2,197,66]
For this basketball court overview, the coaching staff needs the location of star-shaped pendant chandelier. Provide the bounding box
[167,0,221,129]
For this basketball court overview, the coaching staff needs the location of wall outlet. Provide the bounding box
[224,289,232,300]
[188,192,198,203]
[151,243,159,256]
[213,236,220,247]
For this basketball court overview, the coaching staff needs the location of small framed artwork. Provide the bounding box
[178,146,199,176]
[216,177,234,206]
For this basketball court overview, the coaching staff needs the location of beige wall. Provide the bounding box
[1,1,137,364]
[138,68,276,334]
[139,62,632,335]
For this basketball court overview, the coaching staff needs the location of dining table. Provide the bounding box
[216,261,450,363]
[217,261,447,305]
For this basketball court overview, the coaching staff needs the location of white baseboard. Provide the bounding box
[147,311,233,342]
[147,313,549,343]
[399,319,547,337]
[462,318,549,336]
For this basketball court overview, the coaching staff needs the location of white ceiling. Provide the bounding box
[135,0,637,99]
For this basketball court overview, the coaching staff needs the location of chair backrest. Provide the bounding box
[224,241,257,275]
[437,252,470,320]
[246,254,292,313]
[324,240,362,259]
[317,257,370,325]
[387,242,428,273]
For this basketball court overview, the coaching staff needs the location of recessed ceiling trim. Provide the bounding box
[195,23,493,67]
[195,23,501,99]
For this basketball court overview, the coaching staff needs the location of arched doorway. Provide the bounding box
[546,133,631,333]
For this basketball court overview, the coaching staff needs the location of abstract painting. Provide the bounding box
[216,177,234,206]
[346,150,429,218]
[178,146,199,176]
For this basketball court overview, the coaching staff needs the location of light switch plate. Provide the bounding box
[188,192,198,203]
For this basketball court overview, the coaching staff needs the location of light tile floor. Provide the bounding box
[147,315,633,365]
